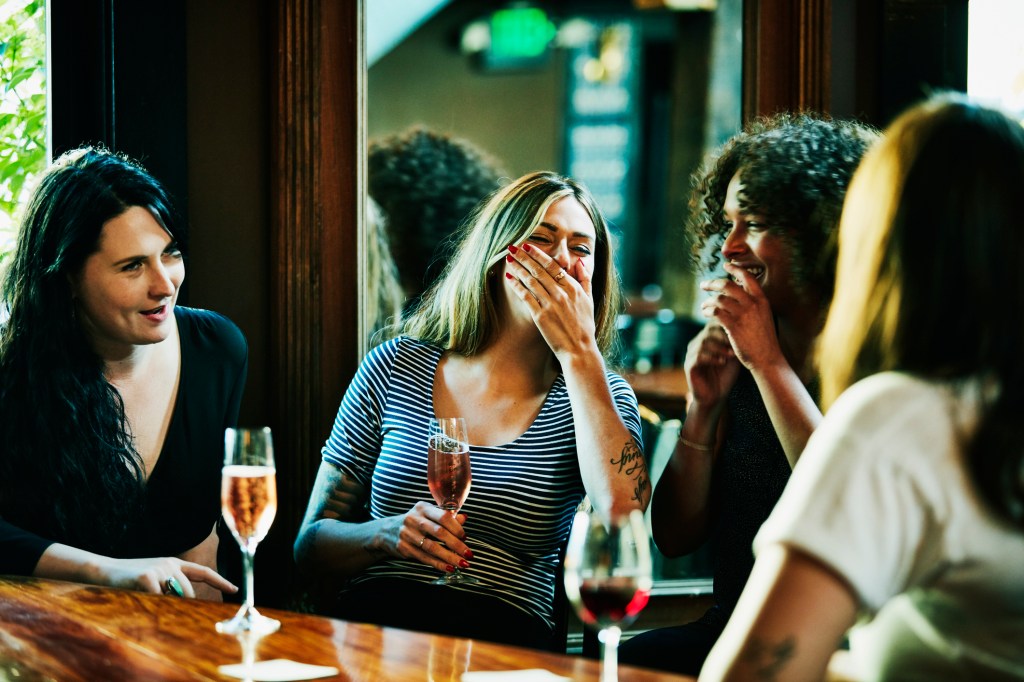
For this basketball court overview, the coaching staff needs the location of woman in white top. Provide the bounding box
[700,94,1024,681]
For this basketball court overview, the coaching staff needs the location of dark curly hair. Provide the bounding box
[688,113,878,305]
[368,127,506,301]
[0,147,182,554]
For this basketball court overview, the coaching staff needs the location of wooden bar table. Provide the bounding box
[0,577,694,681]
[624,368,688,418]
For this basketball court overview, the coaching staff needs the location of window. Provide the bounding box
[968,0,1024,123]
[0,0,46,262]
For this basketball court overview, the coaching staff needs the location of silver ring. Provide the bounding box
[418,536,427,548]
[163,576,184,597]
[553,269,566,282]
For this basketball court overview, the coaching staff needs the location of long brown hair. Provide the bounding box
[819,94,1024,528]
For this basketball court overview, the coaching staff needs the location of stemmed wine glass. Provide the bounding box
[426,417,478,585]
[564,508,653,682]
[216,427,281,636]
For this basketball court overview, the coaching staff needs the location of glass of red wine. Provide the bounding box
[427,417,477,586]
[216,427,280,636]
[564,508,652,682]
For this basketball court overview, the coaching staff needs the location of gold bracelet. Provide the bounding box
[679,437,712,452]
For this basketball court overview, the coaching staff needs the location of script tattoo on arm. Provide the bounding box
[609,439,650,505]
[740,636,796,681]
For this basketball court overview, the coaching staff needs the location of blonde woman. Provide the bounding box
[295,171,649,650]
[701,95,1024,680]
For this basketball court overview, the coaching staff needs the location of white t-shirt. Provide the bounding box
[755,372,1024,681]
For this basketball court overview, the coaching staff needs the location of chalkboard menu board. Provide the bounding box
[563,20,641,281]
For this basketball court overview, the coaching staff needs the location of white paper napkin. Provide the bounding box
[218,659,339,681]
[461,671,571,682]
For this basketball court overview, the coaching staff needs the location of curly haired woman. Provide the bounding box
[620,114,878,675]
[702,93,1024,682]
[368,127,506,304]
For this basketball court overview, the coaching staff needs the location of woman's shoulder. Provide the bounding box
[174,306,247,360]
[833,372,955,424]
[363,335,441,371]
[604,368,634,390]
[820,372,971,468]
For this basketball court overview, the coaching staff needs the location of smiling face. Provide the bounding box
[501,195,598,322]
[71,206,185,358]
[522,195,597,272]
[721,172,801,313]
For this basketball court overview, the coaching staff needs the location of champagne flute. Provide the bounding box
[426,417,478,585]
[216,427,281,636]
[564,509,652,682]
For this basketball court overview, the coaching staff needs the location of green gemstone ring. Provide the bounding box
[163,576,184,597]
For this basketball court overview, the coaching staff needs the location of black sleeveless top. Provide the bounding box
[0,307,247,573]
[700,368,817,629]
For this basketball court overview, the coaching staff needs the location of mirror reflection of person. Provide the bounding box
[620,115,878,675]
[700,94,1024,682]
[368,126,506,306]
[295,171,650,651]
[364,196,405,343]
[0,148,243,600]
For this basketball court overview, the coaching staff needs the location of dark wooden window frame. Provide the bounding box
[49,0,834,603]
[269,0,831,597]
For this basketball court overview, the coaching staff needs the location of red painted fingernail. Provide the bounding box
[459,559,470,569]
[522,243,531,252]
[505,273,513,280]
[508,244,518,254]
[464,549,474,559]
[445,564,456,573]
[506,255,514,262]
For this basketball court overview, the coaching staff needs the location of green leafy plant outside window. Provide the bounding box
[0,0,46,265]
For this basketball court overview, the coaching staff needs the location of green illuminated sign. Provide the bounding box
[490,8,555,60]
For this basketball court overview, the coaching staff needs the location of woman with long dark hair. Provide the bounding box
[701,94,1024,680]
[0,148,244,600]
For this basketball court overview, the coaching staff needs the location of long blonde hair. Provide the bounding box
[365,197,405,343]
[818,94,1024,528]
[402,171,622,357]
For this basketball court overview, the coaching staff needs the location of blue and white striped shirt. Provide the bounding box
[322,336,643,629]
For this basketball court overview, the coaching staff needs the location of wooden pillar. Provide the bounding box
[743,0,832,118]
[267,0,363,606]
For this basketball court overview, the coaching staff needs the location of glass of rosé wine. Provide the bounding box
[427,417,478,586]
[564,509,652,682]
[216,427,280,636]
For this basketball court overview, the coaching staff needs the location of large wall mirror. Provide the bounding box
[367,0,741,340]
[364,0,746,600]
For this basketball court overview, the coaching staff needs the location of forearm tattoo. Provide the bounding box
[740,636,796,681]
[610,439,649,505]
[309,465,365,522]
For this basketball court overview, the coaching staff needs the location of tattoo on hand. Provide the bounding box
[741,636,796,681]
[610,439,650,505]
